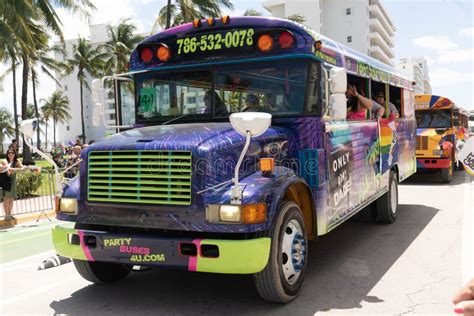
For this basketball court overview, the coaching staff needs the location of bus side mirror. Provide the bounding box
[330,95,347,120]
[329,67,347,120]
[20,119,38,139]
[330,67,347,94]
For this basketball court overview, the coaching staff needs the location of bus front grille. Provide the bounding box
[416,136,429,151]
[87,150,192,205]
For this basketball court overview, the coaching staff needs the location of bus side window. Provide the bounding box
[389,85,402,119]
[306,62,321,115]
[347,75,371,120]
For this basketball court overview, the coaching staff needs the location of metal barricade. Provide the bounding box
[0,168,55,218]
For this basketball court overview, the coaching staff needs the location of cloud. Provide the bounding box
[429,68,473,87]
[412,35,458,50]
[436,48,474,63]
[458,27,474,38]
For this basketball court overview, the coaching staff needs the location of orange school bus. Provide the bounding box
[415,94,469,182]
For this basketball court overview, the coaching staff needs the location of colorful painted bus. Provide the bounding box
[51,17,416,303]
[415,94,469,183]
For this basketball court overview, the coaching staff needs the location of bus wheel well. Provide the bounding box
[282,182,316,240]
[391,165,399,182]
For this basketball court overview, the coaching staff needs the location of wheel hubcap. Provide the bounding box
[281,219,306,285]
[390,179,397,215]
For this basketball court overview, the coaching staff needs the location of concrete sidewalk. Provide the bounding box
[0,209,56,228]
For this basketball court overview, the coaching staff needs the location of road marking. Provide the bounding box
[0,275,81,308]
[0,250,56,271]
[0,231,50,245]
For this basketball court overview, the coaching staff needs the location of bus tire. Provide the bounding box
[254,201,308,303]
[73,259,131,284]
[441,167,452,183]
[375,171,398,224]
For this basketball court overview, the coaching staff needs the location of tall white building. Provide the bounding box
[397,57,432,95]
[54,24,117,144]
[262,0,396,66]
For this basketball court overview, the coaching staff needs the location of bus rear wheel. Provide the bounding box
[254,201,308,303]
[73,259,131,284]
[441,166,452,183]
[374,171,398,224]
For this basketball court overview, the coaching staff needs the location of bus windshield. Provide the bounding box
[416,110,452,128]
[136,60,309,123]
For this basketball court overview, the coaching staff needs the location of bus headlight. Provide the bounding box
[206,203,267,224]
[60,198,78,214]
[219,205,241,222]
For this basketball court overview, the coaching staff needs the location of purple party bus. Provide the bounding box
[52,16,416,303]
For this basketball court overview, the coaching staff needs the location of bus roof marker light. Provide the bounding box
[222,15,230,24]
[157,45,171,62]
[258,34,273,52]
[207,17,215,26]
[193,19,202,28]
[278,31,294,49]
[140,48,153,63]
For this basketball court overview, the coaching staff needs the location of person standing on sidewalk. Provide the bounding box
[0,149,23,222]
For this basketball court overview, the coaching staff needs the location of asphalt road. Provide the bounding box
[1,171,472,315]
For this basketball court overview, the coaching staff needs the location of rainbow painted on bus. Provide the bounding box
[52,16,416,303]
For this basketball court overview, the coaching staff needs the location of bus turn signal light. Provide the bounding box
[278,31,294,49]
[260,158,275,174]
[157,45,171,62]
[258,34,273,52]
[243,203,267,224]
[140,48,153,63]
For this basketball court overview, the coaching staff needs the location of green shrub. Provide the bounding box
[15,172,43,199]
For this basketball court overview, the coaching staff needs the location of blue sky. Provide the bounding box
[1,0,473,113]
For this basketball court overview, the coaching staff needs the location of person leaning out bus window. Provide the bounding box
[0,150,24,222]
[374,91,399,119]
[346,84,385,120]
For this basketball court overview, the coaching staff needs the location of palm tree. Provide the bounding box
[30,42,66,149]
[286,13,306,24]
[1,0,95,163]
[244,9,262,16]
[0,108,15,154]
[152,0,234,31]
[40,105,51,148]
[41,91,71,146]
[66,38,105,143]
[101,19,144,75]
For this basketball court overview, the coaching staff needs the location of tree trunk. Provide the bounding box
[21,55,33,164]
[53,117,56,146]
[45,121,48,149]
[80,80,86,143]
[12,62,19,143]
[166,0,171,29]
[32,69,41,149]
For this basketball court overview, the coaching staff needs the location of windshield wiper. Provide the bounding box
[161,113,190,125]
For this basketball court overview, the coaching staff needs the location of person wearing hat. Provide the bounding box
[346,84,385,120]
[374,91,399,119]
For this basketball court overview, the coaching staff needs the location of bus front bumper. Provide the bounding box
[52,225,271,274]
[416,158,451,169]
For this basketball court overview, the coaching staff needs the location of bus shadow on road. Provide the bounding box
[49,204,438,315]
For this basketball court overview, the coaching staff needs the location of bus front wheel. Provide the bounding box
[254,201,308,303]
[374,171,398,224]
[73,259,131,284]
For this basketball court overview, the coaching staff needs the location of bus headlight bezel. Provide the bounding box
[206,203,267,224]
[60,198,78,214]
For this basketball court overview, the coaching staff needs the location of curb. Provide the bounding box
[0,209,56,227]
